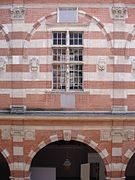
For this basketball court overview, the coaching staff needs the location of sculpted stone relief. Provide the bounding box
[111,7,128,20]
[11,7,26,20]
[29,57,39,72]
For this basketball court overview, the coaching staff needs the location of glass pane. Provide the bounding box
[70,39,73,45]
[53,65,66,90]
[79,39,82,45]
[74,33,78,38]
[53,33,57,38]
[62,33,66,38]
[69,65,83,90]
[58,33,61,38]
[62,39,66,45]
[53,39,57,45]
[70,33,73,38]
[74,39,78,45]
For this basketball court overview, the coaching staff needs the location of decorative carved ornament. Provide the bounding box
[111,7,128,20]
[0,57,6,71]
[132,59,135,72]
[29,57,39,72]
[1,127,35,141]
[97,58,106,72]
[63,130,71,141]
[11,7,26,20]
[100,129,111,141]
[25,130,35,140]
[101,129,134,141]
[124,129,134,140]
[10,105,26,114]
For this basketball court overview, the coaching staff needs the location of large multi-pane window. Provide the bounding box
[53,31,83,91]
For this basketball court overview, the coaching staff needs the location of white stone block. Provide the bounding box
[13,136,23,142]
[77,134,85,142]
[28,150,36,158]
[2,149,9,157]
[13,162,25,171]
[13,147,24,156]
[50,135,58,142]
[27,39,52,48]
[124,149,134,159]
[99,149,109,159]
[11,40,23,48]
[111,163,123,171]
[38,141,46,149]
[0,40,9,48]
[12,56,20,64]
[112,148,122,156]
[10,89,26,98]
[89,140,98,149]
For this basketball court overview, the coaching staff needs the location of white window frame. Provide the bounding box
[52,31,83,92]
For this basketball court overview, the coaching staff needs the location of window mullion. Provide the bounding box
[66,47,70,91]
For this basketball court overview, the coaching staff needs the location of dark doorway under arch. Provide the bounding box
[0,153,10,180]
[30,140,106,180]
[125,153,135,180]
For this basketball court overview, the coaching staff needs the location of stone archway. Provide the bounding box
[23,10,112,57]
[0,151,11,179]
[30,140,106,180]
[24,132,111,179]
[123,148,135,180]
[125,25,135,58]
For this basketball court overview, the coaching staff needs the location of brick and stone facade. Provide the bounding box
[0,0,135,179]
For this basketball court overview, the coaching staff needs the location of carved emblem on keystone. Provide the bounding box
[63,130,71,141]
[11,7,26,20]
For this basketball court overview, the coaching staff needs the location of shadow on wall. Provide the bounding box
[0,153,10,180]
[125,153,135,180]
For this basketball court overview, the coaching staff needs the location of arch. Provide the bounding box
[122,148,135,173]
[123,147,135,179]
[24,132,111,177]
[0,147,11,179]
[0,24,10,47]
[0,147,11,167]
[23,10,112,56]
[125,25,135,57]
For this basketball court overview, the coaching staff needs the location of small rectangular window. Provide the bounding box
[69,49,83,61]
[70,32,83,45]
[53,32,66,45]
[69,64,83,90]
[53,65,66,90]
[58,8,77,23]
[53,49,66,62]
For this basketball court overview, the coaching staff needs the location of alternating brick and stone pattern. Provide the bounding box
[0,114,135,180]
[0,0,135,180]
[0,0,135,112]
